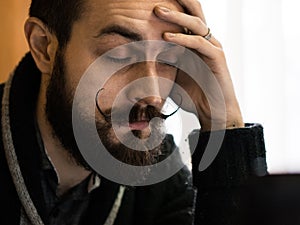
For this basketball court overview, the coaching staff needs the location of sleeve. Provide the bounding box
[189,123,268,225]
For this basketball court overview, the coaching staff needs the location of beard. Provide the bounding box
[45,49,167,171]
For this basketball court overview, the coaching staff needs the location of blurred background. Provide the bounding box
[202,0,300,174]
[1,0,299,174]
[0,0,30,83]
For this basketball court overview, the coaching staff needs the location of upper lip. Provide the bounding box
[111,112,149,126]
[130,110,150,123]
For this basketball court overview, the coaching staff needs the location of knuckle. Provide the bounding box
[209,48,225,61]
[214,39,223,48]
[168,9,175,17]
[215,48,225,58]
[195,17,203,26]
[198,1,202,8]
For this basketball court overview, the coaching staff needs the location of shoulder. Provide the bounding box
[0,82,4,99]
[0,81,10,182]
[0,82,7,169]
[0,81,5,143]
[0,81,5,150]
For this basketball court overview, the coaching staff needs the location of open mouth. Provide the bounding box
[129,120,150,130]
[129,111,151,131]
[99,103,167,132]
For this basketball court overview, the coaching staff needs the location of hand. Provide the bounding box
[154,0,244,131]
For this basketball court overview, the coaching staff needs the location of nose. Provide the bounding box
[135,95,163,108]
[126,62,165,108]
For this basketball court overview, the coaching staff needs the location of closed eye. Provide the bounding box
[106,56,133,64]
[157,54,179,67]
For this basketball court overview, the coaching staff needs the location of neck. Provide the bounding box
[36,76,91,195]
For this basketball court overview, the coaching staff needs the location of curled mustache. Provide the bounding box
[95,88,182,123]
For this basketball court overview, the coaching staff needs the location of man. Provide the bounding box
[0,0,267,224]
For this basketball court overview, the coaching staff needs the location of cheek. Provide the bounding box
[62,42,98,92]
[157,64,178,80]
[99,73,131,107]
[156,64,178,95]
[64,60,94,88]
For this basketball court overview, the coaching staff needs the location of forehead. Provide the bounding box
[85,0,183,14]
[79,0,184,38]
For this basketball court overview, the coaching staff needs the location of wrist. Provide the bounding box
[199,112,244,132]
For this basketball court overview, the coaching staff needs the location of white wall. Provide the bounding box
[201,0,300,173]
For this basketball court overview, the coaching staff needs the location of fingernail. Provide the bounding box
[165,32,176,38]
[158,6,170,13]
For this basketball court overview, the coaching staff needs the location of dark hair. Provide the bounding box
[29,0,85,48]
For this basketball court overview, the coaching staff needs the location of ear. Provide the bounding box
[24,17,58,75]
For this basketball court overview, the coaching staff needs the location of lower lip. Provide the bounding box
[129,121,149,130]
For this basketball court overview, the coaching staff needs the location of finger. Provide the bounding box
[176,0,207,24]
[154,6,208,36]
[163,32,222,59]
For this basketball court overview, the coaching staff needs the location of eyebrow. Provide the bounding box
[95,25,143,42]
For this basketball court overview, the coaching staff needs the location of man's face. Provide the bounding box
[46,0,185,168]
